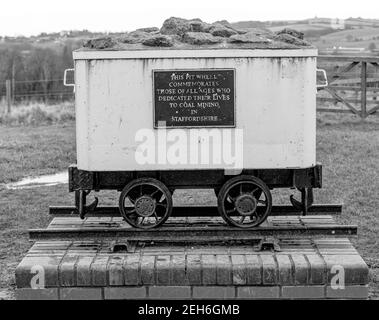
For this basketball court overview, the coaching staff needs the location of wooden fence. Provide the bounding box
[317,55,379,119]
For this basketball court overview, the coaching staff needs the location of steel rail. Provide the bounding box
[29,223,356,241]
[49,204,342,217]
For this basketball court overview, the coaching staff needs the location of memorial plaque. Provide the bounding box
[153,69,235,128]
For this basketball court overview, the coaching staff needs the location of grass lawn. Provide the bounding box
[0,114,378,299]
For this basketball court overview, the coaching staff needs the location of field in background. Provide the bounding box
[265,24,379,53]
[268,24,332,33]
[0,101,74,127]
[0,111,378,299]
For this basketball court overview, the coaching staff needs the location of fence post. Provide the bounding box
[361,61,367,119]
[12,61,16,104]
[6,79,11,114]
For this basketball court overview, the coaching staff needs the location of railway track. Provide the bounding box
[29,205,355,243]
[29,223,357,242]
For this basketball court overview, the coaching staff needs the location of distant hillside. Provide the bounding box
[268,24,328,32]
[232,17,379,37]
[314,28,379,53]
[321,27,379,41]
[232,17,379,54]
[266,24,337,38]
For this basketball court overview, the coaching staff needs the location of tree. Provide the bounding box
[0,38,81,103]
[24,48,60,102]
[368,42,377,52]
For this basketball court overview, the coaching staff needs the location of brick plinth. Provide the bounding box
[16,285,369,300]
[15,237,369,300]
[15,216,369,300]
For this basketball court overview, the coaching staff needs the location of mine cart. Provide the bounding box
[16,21,371,302]
[64,28,328,229]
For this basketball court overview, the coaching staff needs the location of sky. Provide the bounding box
[1,0,379,37]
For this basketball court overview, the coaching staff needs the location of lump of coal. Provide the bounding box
[189,20,212,33]
[248,28,275,37]
[210,24,238,37]
[276,28,304,40]
[160,17,212,36]
[229,32,271,43]
[182,32,222,45]
[83,37,117,49]
[160,17,193,36]
[274,33,310,46]
[136,27,159,33]
[142,34,174,47]
[118,31,151,44]
[212,20,246,34]
[213,20,234,29]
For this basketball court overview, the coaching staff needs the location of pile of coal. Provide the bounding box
[83,17,311,49]
[83,37,118,49]
[274,28,309,46]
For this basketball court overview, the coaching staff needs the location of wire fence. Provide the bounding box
[0,78,74,110]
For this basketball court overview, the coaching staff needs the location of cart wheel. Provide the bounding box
[119,178,173,229]
[217,175,272,228]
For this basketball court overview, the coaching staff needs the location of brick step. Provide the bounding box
[16,285,369,300]
[15,237,369,300]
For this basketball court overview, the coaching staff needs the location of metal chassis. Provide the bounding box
[68,164,322,219]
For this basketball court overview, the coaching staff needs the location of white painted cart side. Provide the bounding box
[73,49,318,171]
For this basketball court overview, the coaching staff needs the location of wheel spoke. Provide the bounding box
[239,216,245,224]
[139,217,145,225]
[251,187,259,195]
[127,196,136,205]
[258,199,267,205]
[227,194,236,203]
[150,188,160,198]
[226,208,236,215]
[153,211,159,221]
[124,208,136,215]
[158,194,166,202]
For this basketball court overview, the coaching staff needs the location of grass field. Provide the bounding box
[0,113,378,299]
[265,24,379,52]
[268,24,329,32]
[320,27,379,41]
